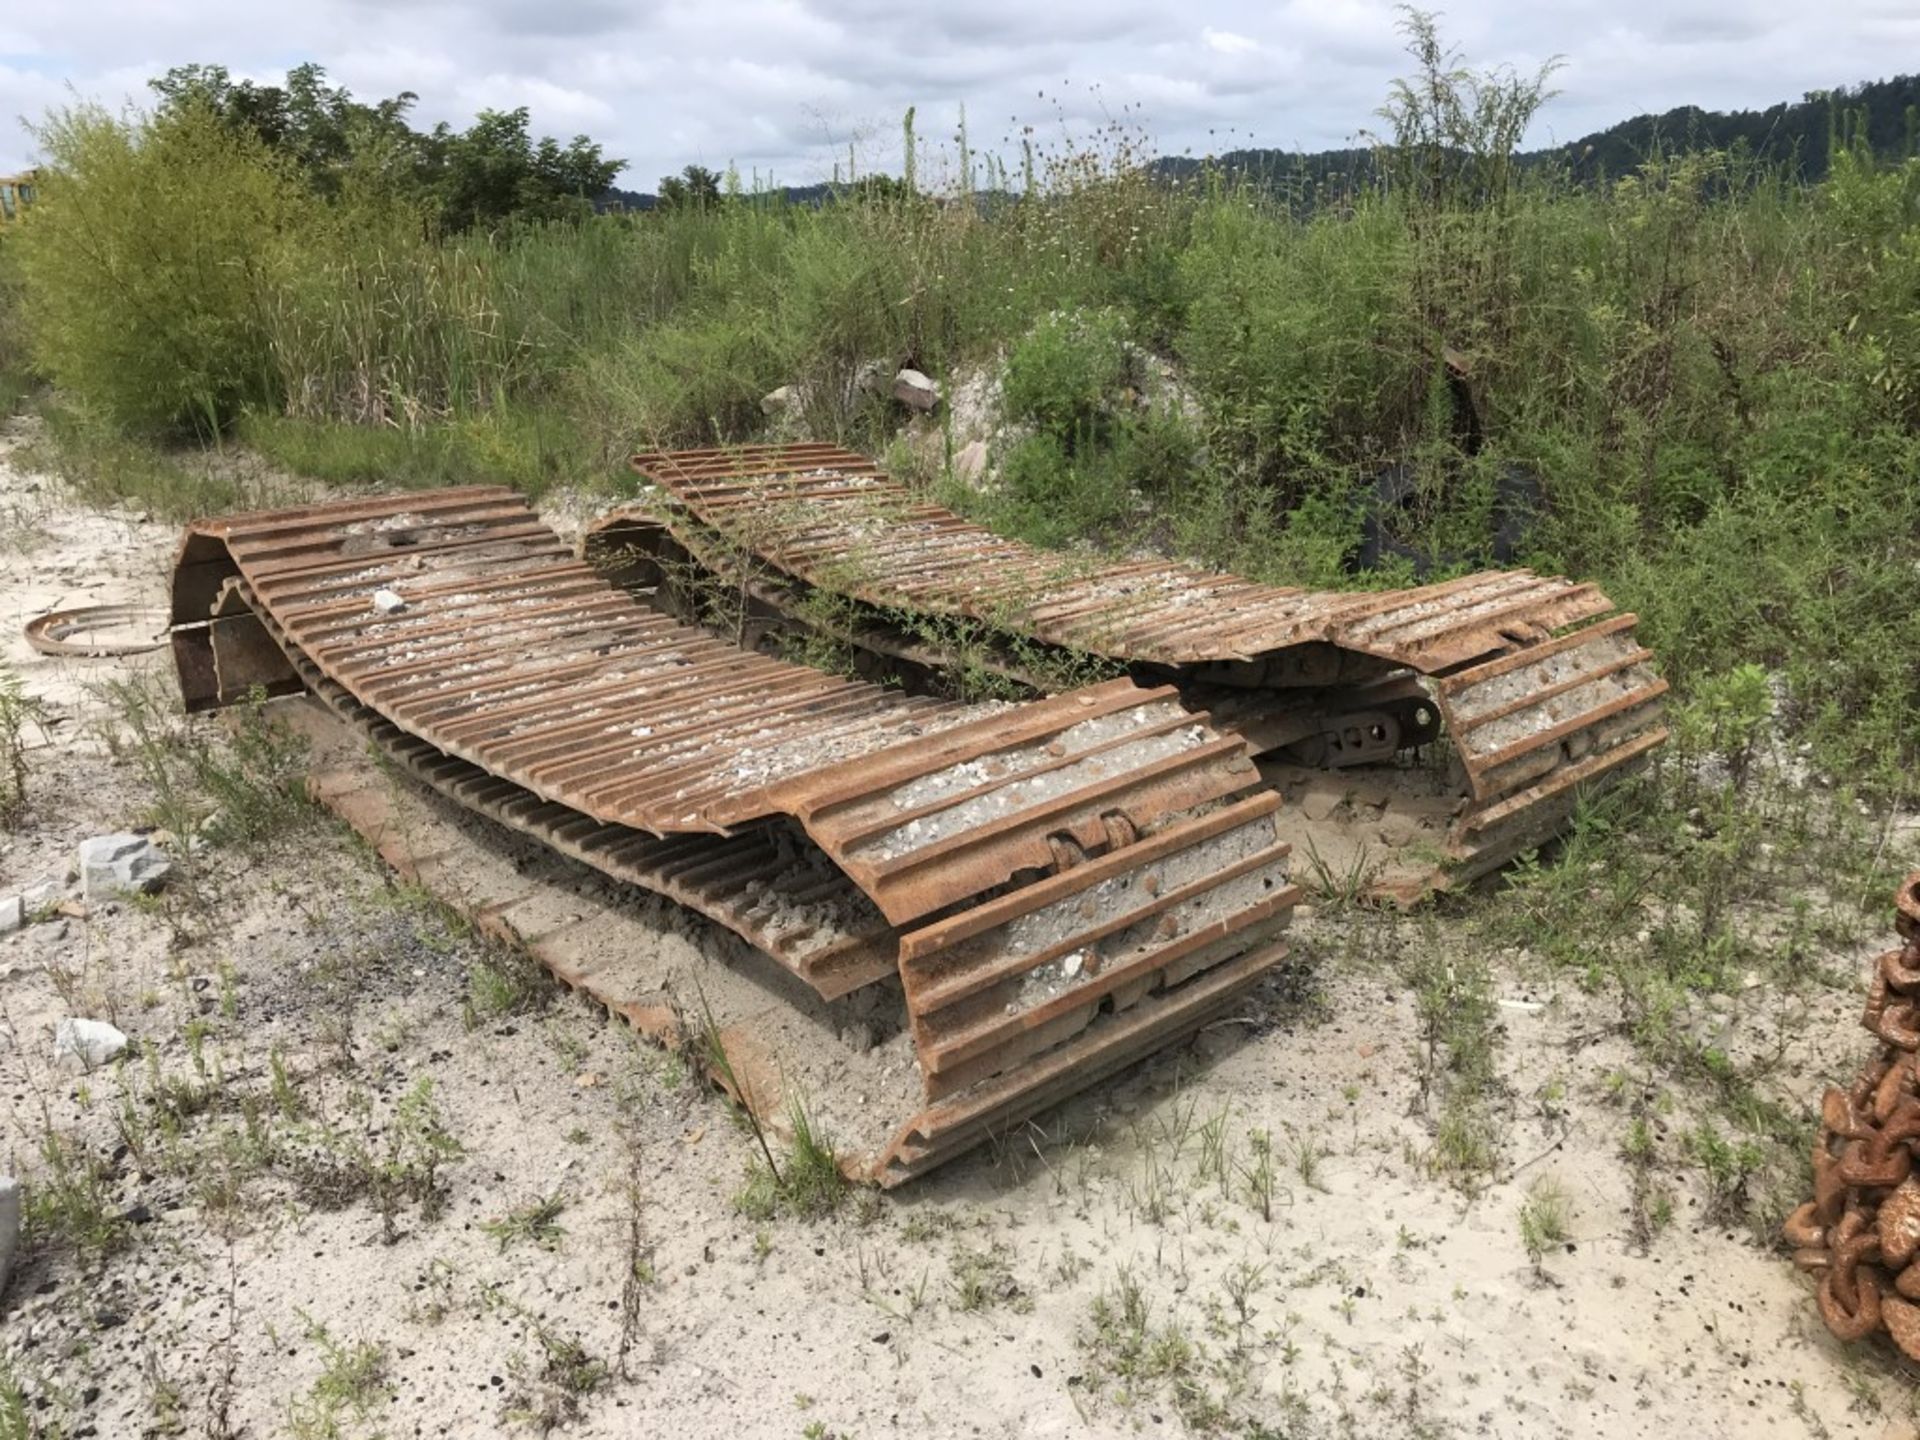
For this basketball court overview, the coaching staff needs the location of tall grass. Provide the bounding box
[270,237,531,428]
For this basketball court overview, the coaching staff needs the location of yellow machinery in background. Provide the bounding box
[0,171,37,226]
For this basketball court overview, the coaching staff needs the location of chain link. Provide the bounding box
[1787,870,1920,1357]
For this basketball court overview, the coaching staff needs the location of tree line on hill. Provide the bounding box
[135,62,1920,227]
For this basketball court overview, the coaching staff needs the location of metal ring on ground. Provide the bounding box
[24,605,167,658]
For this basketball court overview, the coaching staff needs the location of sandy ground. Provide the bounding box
[1,416,1916,1440]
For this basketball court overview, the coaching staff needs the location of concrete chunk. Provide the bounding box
[78,833,171,899]
[893,368,940,412]
[55,1017,129,1069]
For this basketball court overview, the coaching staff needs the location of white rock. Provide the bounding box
[0,1176,17,1297]
[0,878,56,935]
[892,368,940,412]
[371,588,407,614]
[952,438,988,486]
[760,385,796,416]
[77,833,171,899]
[55,1017,129,1069]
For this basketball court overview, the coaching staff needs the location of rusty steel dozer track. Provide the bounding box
[597,443,1671,899]
[167,487,1304,1183]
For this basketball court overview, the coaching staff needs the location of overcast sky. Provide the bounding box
[3,1,1916,187]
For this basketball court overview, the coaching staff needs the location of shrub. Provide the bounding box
[1001,308,1131,446]
[12,102,310,435]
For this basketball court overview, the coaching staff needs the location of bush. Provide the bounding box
[982,431,1136,548]
[1001,309,1131,446]
[0,234,30,410]
[12,102,310,435]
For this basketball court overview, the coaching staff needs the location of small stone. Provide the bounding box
[0,878,61,933]
[0,1177,19,1297]
[892,368,940,412]
[55,1018,129,1070]
[760,385,796,416]
[77,833,171,899]
[1063,953,1085,979]
[371,588,407,614]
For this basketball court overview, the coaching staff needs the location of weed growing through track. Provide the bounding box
[734,1091,848,1221]
[463,941,556,1028]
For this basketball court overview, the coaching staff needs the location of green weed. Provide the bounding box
[1518,1176,1572,1270]
[463,943,555,1028]
[0,662,48,830]
[482,1192,569,1251]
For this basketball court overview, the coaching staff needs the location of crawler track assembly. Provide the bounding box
[604,443,1671,897]
[169,487,1302,1182]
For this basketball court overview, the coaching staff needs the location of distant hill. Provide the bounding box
[598,75,1920,210]
[597,179,869,212]
[1537,74,1920,182]
[597,187,654,212]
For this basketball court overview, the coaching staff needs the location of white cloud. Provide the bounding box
[0,1,1909,185]
[1203,27,1258,54]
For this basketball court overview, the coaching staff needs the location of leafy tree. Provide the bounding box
[656,164,722,212]
[13,101,307,434]
[149,64,622,232]
[424,108,621,231]
[149,63,417,198]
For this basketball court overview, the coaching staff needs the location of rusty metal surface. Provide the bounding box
[774,683,1262,925]
[290,692,1298,1185]
[244,584,902,1000]
[170,487,1302,1182]
[898,791,1293,1100]
[626,443,1614,672]
[25,604,167,658]
[1431,613,1670,820]
[611,444,1670,897]
[172,486,992,837]
[1785,870,1920,1358]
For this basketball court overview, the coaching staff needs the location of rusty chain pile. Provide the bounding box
[1785,870,1920,1357]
